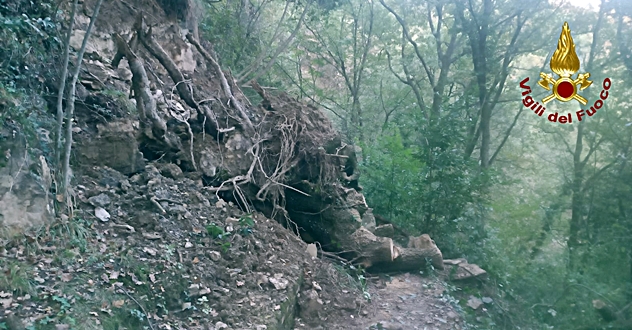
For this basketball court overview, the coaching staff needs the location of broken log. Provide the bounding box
[373,214,410,244]
[444,258,487,281]
[348,227,398,267]
[369,246,444,273]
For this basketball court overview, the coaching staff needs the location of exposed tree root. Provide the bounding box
[134,15,197,109]
[129,15,222,141]
[185,32,255,137]
[107,18,439,274]
[113,33,168,143]
[167,105,197,171]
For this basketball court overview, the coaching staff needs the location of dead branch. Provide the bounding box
[117,286,156,330]
[320,250,350,264]
[150,196,167,213]
[111,223,136,233]
[112,33,139,69]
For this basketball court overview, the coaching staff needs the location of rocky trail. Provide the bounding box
[302,273,466,330]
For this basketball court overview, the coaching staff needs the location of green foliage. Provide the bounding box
[198,0,261,72]
[1,0,630,329]
[0,259,34,295]
[0,0,59,160]
[239,213,255,236]
[0,0,60,91]
[100,87,136,114]
[360,125,486,257]
[359,127,425,233]
[206,223,225,239]
[239,213,255,227]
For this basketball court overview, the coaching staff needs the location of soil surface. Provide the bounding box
[298,272,465,330]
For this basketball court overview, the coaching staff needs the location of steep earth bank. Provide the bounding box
[0,0,486,328]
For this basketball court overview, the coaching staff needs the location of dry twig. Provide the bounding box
[117,286,156,330]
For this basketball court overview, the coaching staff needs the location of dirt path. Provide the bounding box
[296,272,466,330]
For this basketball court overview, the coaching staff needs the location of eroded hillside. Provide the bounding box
[0,0,487,328]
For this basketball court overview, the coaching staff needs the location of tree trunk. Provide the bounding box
[55,0,79,170]
[349,227,398,267]
[568,0,604,270]
[370,247,444,272]
[61,0,104,201]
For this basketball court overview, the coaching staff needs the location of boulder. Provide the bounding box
[0,127,53,235]
[444,258,488,281]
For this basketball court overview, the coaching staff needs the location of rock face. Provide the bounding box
[75,119,146,176]
[0,126,52,235]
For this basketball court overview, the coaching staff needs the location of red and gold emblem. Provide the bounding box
[538,22,592,105]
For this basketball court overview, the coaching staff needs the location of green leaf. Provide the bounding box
[239,214,255,227]
[206,224,225,239]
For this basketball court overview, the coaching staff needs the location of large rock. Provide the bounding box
[0,127,53,235]
[75,119,146,175]
[444,258,488,281]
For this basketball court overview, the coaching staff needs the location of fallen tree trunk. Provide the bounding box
[373,224,394,238]
[348,227,398,267]
[369,247,444,272]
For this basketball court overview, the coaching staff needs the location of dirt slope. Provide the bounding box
[1,162,466,329]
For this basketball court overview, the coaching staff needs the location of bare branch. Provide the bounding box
[239,0,313,84]
[379,0,435,86]
[489,106,525,166]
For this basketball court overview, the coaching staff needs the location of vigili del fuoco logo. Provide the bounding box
[519,22,612,124]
